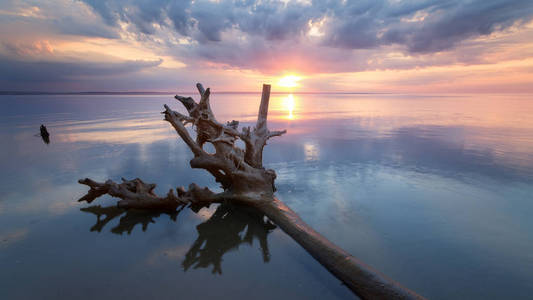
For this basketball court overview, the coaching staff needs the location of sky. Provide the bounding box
[1,0,533,93]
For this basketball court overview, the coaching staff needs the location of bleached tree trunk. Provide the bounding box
[79,83,424,299]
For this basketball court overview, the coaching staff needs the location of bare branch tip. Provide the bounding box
[196,83,205,95]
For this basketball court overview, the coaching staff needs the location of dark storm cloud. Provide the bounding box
[81,0,171,34]
[1,0,531,91]
[81,0,317,41]
[382,0,533,52]
[229,1,317,40]
[78,0,533,67]
[83,0,533,48]
[321,0,533,52]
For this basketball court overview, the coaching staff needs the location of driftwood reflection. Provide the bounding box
[81,203,276,273]
[183,204,276,274]
[80,205,181,234]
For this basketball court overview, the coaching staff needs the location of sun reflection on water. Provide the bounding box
[303,142,319,161]
[283,94,296,120]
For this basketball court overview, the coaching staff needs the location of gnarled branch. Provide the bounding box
[78,83,424,300]
[78,177,223,210]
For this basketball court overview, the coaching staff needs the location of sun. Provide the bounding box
[277,75,302,88]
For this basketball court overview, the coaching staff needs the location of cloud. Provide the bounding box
[0,0,119,39]
[0,57,161,81]
[75,0,533,72]
[1,0,533,91]
[0,55,162,90]
[382,0,533,52]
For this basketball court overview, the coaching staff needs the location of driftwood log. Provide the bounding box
[78,83,425,299]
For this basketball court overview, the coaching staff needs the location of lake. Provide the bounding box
[1,92,532,299]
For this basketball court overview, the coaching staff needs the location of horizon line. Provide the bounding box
[1,90,531,96]
[0,91,389,96]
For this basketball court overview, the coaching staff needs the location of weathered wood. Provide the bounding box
[260,198,423,299]
[78,83,425,299]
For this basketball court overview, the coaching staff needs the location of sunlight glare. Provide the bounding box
[277,75,302,88]
[283,94,296,119]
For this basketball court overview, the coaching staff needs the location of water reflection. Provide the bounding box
[1,93,533,299]
[183,204,276,274]
[282,94,296,120]
[81,203,276,275]
[81,205,182,234]
[303,141,319,161]
[53,116,171,144]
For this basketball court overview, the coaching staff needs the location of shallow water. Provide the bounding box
[1,93,532,299]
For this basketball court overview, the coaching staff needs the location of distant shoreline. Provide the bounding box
[0,91,384,96]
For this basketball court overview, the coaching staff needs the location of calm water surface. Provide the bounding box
[1,93,532,299]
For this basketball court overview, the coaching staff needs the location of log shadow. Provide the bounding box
[81,203,276,274]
